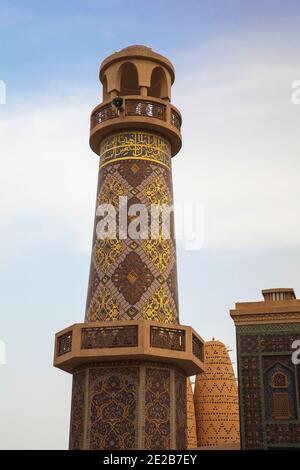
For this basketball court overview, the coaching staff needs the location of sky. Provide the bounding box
[1,0,300,449]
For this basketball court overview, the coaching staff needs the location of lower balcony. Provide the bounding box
[54,320,204,376]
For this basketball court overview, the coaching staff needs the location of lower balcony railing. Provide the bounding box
[54,320,205,376]
[81,325,138,349]
[57,332,72,356]
[150,326,185,351]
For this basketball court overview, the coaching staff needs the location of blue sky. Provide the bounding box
[1,0,300,449]
[2,0,300,98]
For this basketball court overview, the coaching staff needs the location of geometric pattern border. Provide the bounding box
[237,323,300,334]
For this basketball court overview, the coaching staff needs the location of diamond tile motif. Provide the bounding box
[129,241,138,250]
[127,270,139,285]
[119,160,153,187]
[101,274,109,284]
[126,306,139,319]
[112,252,154,305]
[131,163,140,174]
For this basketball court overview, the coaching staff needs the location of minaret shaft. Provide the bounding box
[85,129,179,324]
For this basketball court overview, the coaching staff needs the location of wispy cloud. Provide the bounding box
[0,91,98,256]
[173,33,300,249]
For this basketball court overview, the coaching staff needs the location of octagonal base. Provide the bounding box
[69,360,187,450]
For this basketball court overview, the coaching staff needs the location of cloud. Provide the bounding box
[0,91,98,256]
[1,32,300,258]
[172,33,300,249]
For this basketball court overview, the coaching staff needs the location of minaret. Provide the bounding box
[54,45,204,450]
[194,340,240,448]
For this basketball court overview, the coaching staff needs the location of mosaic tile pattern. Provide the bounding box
[144,367,171,450]
[69,370,86,450]
[85,130,179,323]
[87,366,139,450]
[69,362,188,450]
[175,370,187,449]
[236,324,300,449]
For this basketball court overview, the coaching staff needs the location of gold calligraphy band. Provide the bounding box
[99,130,171,169]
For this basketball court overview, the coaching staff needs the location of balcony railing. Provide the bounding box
[93,103,117,125]
[192,334,204,362]
[57,332,72,356]
[54,321,205,376]
[150,326,186,351]
[81,325,138,349]
[126,100,166,120]
[171,109,181,130]
[91,97,181,131]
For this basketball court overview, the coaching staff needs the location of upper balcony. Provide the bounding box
[89,95,182,157]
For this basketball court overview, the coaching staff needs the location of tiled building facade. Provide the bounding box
[231,289,300,449]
